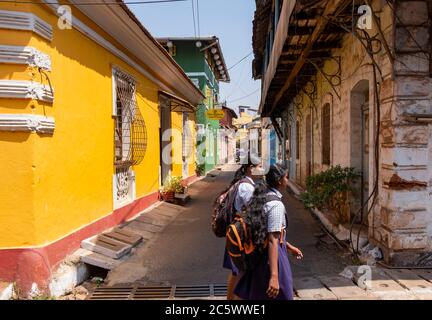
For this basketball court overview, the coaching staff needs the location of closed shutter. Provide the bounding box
[322,103,331,165]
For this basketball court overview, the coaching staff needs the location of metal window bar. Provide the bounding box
[182,114,194,158]
[113,69,147,168]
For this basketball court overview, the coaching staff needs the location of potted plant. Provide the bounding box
[161,175,184,203]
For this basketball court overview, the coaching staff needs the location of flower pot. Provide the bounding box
[162,191,175,203]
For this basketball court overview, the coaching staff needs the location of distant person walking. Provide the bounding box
[234,164,303,300]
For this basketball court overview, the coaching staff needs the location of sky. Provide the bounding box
[127,0,261,114]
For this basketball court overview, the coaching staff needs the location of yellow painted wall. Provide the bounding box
[0,132,36,247]
[0,3,163,247]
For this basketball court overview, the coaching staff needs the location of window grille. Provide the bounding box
[113,68,147,168]
[182,113,194,158]
[196,124,205,135]
[322,103,331,165]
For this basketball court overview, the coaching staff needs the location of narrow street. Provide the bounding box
[2,0,432,306]
[103,165,353,293]
[90,165,432,301]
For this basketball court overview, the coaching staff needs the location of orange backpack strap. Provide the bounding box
[229,223,244,252]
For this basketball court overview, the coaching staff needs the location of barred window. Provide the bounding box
[182,113,193,158]
[113,68,147,168]
[322,103,331,165]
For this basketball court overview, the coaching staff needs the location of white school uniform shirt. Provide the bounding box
[234,176,255,212]
[264,188,287,233]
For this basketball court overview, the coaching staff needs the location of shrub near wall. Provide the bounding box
[300,166,360,224]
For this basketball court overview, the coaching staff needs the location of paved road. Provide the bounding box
[105,165,352,288]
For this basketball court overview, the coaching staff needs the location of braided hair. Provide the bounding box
[245,164,288,252]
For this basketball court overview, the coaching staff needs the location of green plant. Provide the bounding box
[300,165,360,223]
[195,161,205,176]
[162,175,185,193]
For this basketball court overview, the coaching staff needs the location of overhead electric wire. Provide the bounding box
[223,57,248,100]
[227,88,260,103]
[1,0,188,5]
[227,52,253,70]
[197,0,200,37]
[191,0,197,37]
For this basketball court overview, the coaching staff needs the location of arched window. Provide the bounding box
[322,103,331,165]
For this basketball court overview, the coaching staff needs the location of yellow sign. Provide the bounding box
[206,109,225,120]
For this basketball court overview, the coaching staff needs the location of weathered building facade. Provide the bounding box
[253,0,432,266]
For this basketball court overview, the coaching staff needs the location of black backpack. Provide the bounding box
[211,178,254,237]
[225,194,285,272]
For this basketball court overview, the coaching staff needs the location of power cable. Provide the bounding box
[227,52,253,70]
[227,88,260,104]
[223,57,248,100]
[191,0,197,38]
[197,0,200,37]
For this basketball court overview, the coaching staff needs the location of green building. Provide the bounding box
[158,36,230,174]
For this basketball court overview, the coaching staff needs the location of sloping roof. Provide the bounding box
[253,0,354,116]
[63,0,204,104]
[222,106,238,119]
[157,36,231,83]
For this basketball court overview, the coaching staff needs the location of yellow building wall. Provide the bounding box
[0,3,162,247]
[0,132,36,247]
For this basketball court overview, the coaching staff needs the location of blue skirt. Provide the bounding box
[234,240,293,300]
[223,248,240,276]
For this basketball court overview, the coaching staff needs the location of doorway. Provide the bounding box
[160,97,172,186]
[350,80,370,222]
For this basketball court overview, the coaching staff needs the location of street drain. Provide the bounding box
[88,284,227,300]
[175,285,211,298]
[89,286,134,300]
[133,286,172,300]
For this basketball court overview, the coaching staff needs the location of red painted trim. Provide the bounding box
[182,174,198,186]
[0,191,159,294]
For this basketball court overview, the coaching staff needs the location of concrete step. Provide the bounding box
[342,266,417,300]
[294,277,338,300]
[317,275,376,300]
[104,228,143,246]
[383,269,432,300]
[80,249,124,270]
[81,234,132,259]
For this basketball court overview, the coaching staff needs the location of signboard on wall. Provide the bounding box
[206,109,224,120]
